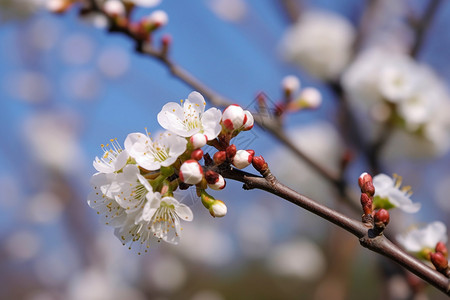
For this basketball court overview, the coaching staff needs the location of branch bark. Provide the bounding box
[220,167,450,296]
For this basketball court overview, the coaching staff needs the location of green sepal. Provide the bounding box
[373,196,396,210]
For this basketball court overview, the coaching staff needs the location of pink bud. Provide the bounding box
[358,172,373,189]
[226,144,237,160]
[161,34,171,55]
[436,242,448,258]
[252,155,268,172]
[222,104,246,131]
[232,150,253,169]
[430,252,449,273]
[213,151,227,165]
[374,209,390,227]
[179,160,203,185]
[190,133,208,149]
[191,149,204,161]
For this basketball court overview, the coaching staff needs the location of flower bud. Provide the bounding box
[252,155,268,172]
[191,149,204,161]
[374,209,390,228]
[213,151,226,165]
[430,252,449,273]
[143,10,168,30]
[103,0,125,17]
[299,87,322,109]
[232,150,253,169]
[360,193,373,215]
[226,144,237,160]
[190,133,208,149]
[161,34,171,56]
[179,160,203,184]
[281,75,301,95]
[362,181,375,196]
[206,171,226,190]
[222,104,246,131]
[358,172,373,189]
[209,200,227,218]
[435,242,448,258]
[242,110,254,131]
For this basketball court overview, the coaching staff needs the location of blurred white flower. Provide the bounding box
[158,91,222,140]
[5,70,51,103]
[97,47,130,78]
[435,175,450,212]
[147,255,187,292]
[397,221,448,254]
[266,239,326,280]
[280,10,355,80]
[373,173,421,213]
[342,48,450,157]
[27,17,61,51]
[23,112,84,173]
[60,34,95,65]
[27,191,64,224]
[207,0,247,22]
[125,0,161,8]
[63,70,102,101]
[4,230,41,261]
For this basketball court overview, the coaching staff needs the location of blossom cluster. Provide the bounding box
[343,48,450,156]
[88,92,256,253]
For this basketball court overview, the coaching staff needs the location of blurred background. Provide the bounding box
[0,0,449,299]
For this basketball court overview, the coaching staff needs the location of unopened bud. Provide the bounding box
[222,104,246,131]
[274,102,285,116]
[190,133,207,149]
[358,172,373,189]
[213,151,226,165]
[209,200,227,218]
[143,10,168,30]
[161,34,171,56]
[179,160,203,185]
[226,144,237,160]
[374,209,390,228]
[281,75,301,95]
[430,252,449,273]
[232,149,253,169]
[436,242,448,258]
[205,171,226,190]
[103,0,125,17]
[191,149,204,161]
[360,193,373,215]
[298,87,322,109]
[242,110,254,131]
[362,181,375,196]
[252,155,268,172]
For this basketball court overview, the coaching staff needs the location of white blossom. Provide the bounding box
[93,138,129,173]
[124,0,161,8]
[103,0,125,16]
[373,173,421,213]
[397,221,448,253]
[125,131,187,171]
[158,91,222,140]
[280,10,355,80]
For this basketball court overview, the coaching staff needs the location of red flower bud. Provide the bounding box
[226,144,236,159]
[191,149,204,161]
[374,209,390,228]
[360,193,373,215]
[205,170,219,184]
[435,242,448,258]
[362,181,375,196]
[252,155,268,172]
[213,151,226,165]
[358,172,373,189]
[430,252,449,273]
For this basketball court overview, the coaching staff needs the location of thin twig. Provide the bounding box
[220,167,450,296]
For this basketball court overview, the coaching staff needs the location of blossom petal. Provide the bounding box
[176,203,194,221]
[187,91,206,113]
[201,107,222,140]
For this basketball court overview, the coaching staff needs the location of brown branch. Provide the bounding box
[220,167,450,296]
[410,0,443,58]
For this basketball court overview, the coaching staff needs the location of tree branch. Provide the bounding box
[220,167,450,296]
